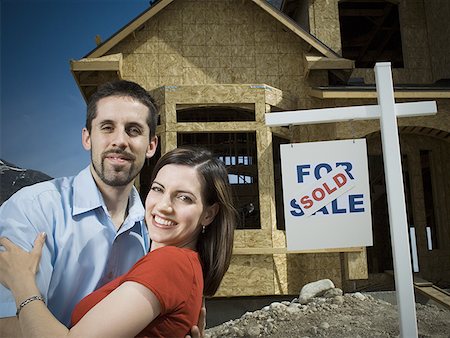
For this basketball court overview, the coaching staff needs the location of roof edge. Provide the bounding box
[86,0,175,58]
[251,0,340,58]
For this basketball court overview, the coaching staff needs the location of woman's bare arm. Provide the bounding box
[0,235,160,338]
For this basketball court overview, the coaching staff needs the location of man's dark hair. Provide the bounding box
[86,80,158,137]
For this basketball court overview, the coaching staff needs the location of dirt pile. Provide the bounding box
[205,292,450,337]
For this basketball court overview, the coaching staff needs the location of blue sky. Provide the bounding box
[1,0,152,178]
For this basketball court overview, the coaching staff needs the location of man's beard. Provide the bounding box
[93,150,139,187]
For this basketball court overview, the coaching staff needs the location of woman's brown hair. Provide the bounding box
[150,146,236,297]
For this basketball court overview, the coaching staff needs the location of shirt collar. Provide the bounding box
[73,166,104,216]
[126,185,145,223]
[72,166,146,221]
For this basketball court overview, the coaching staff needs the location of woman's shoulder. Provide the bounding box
[141,246,200,269]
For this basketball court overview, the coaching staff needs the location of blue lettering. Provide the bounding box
[296,165,310,183]
[290,198,304,216]
[336,162,354,180]
[313,205,329,215]
[314,163,332,179]
[349,194,364,212]
[331,199,346,214]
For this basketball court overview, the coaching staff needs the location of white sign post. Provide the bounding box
[265,62,437,338]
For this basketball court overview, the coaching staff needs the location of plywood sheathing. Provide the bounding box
[286,253,343,294]
[154,83,296,296]
[308,0,342,55]
[343,248,369,280]
[309,88,450,99]
[70,53,123,101]
[304,54,354,74]
[217,255,276,297]
[92,0,322,106]
[71,0,450,296]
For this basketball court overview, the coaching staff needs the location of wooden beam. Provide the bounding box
[232,246,364,255]
[305,55,355,70]
[251,0,338,58]
[71,60,121,72]
[309,88,450,99]
[70,54,123,102]
[344,248,368,280]
[70,53,122,72]
[414,283,450,310]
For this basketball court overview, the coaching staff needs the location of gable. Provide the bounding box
[86,0,338,59]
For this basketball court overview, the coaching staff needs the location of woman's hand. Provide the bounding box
[0,233,46,292]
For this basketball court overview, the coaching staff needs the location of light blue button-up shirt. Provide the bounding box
[0,166,149,326]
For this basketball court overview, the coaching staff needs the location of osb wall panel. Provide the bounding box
[233,230,274,249]
[218,252,343,297]
[164,85,268,105]
[273,254,288,294]
[158,85,278,260]
[273,229,287,248]
[102,0,450,296]
[273,253,343,295]
[308,0,342,54]
[256,127,276,233]
[215,255,276,297]
[108,0,310,106]
[286,253,342,294]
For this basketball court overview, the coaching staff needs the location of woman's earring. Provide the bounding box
[202,225,206,234]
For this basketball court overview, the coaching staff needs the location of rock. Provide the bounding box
[270,301,286,310]
[205,279,450,337]
[324,287,343,298]
[332,295,345,305]
[286,304,300,314]
[299,279,335,304]
[352,292,367,301]
[245,323,263,337]
[319,322,330,329]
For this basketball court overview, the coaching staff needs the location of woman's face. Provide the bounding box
[145,164,217,251]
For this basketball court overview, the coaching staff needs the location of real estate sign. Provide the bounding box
[281,139,373,250]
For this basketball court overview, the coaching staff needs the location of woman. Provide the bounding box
[0,147,236,337]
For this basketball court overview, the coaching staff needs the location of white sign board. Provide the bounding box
[281,139,373,251]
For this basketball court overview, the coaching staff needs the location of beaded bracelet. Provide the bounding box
[16,295,45,318]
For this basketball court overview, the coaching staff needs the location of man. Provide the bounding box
[0,81,204,337]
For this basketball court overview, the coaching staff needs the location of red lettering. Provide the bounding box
[333,173,347,188]
[300,195,313,209]
[323,182,337,194]
[312,188,325,201]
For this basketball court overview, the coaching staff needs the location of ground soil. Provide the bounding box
[205,293,450,337]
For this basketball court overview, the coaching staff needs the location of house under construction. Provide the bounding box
[71,0,450,296]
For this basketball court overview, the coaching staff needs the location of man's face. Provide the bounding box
[82,95,157,188]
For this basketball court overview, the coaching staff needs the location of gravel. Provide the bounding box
[205,292,450,337]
